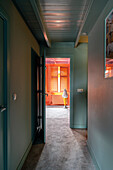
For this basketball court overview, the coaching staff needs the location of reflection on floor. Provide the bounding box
[46,106,69,119]
[22,107,96,170]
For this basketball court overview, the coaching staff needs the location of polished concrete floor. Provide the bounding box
[22,107,96,170]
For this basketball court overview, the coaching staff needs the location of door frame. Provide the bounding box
[31,46,46,144]
[42,51,46,143]
[31,48,41,143]
[45,55,74,128]
[0,9,8,170]
[40,46,46,143]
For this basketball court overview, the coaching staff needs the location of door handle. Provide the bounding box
[0,105,6,112]
[42,93,48,96]
[39,91,48,96]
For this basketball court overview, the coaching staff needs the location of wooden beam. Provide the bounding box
[74,0,94,48]
[79,35,88,43]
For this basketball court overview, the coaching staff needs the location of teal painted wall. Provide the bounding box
[0,0,40,169]
[46,42,88,128]
[88,0,113,169]
[73,44,88,128]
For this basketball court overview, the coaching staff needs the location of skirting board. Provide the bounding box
[87,141,100,170]
[16,141,32,170]
[71,124,86,129]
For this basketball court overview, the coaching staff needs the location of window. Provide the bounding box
[60,67,68,92]
[47,66,68,93]
[51,67,58,92]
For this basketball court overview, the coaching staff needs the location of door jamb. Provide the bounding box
[31,48,41,143]
[45,55,74,128]
[0,9,8,170]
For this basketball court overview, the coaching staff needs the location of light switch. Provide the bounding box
[12,93,17,101]
[77,89,84,93]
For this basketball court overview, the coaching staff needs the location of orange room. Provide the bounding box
[45,58,70,107]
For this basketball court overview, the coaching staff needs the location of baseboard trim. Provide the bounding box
[87,141,100,170]
[71,124,86,129]
[16,141,32,170]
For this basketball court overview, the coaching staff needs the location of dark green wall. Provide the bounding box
[73,44,88,128]
[88,0,113,169]
[46,42,88,128]
[0,0,40,169]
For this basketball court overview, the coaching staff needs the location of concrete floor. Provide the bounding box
[22,107,96,170]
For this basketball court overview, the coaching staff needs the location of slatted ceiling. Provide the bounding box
[42,6,88,11]
[43,10,86,13]
[39,0,91,42]
[44,13,85,17]
[40,0,87,5]
[43,11,86,14]
[12,0,94,44]
[45,19,84,22]
[12,0,46,43]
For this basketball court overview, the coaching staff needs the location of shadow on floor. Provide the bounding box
[21,143,45,170]
[33,129,44,145]
[71,129,87,140]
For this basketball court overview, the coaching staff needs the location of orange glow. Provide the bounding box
[58,66,60,92]
[56,20,61,23]
[44,13,71,16]
[105,66,111,78]
[45,58,70,106]
[43,31,48,41]
[105,58,113,78]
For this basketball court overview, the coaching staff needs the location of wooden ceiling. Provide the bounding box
[12,0,109,47]
[39,0,92,42]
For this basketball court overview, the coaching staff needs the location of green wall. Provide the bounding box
[46,42,88,129]
[88,0,113,169]
[0,0,40,169]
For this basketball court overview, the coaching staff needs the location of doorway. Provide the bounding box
[31,49,44,144]
[45,58,70,106]
[45,58,70,136]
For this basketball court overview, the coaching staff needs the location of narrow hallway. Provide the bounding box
[22,107,96,170]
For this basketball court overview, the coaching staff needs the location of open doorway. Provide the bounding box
[45,58,70,132]
[31,49,44,144]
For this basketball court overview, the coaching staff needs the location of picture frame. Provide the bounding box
[105,9,113,78]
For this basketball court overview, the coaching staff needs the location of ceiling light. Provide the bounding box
[81,32,87,35]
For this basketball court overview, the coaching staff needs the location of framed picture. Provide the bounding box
[105,9,113,78]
